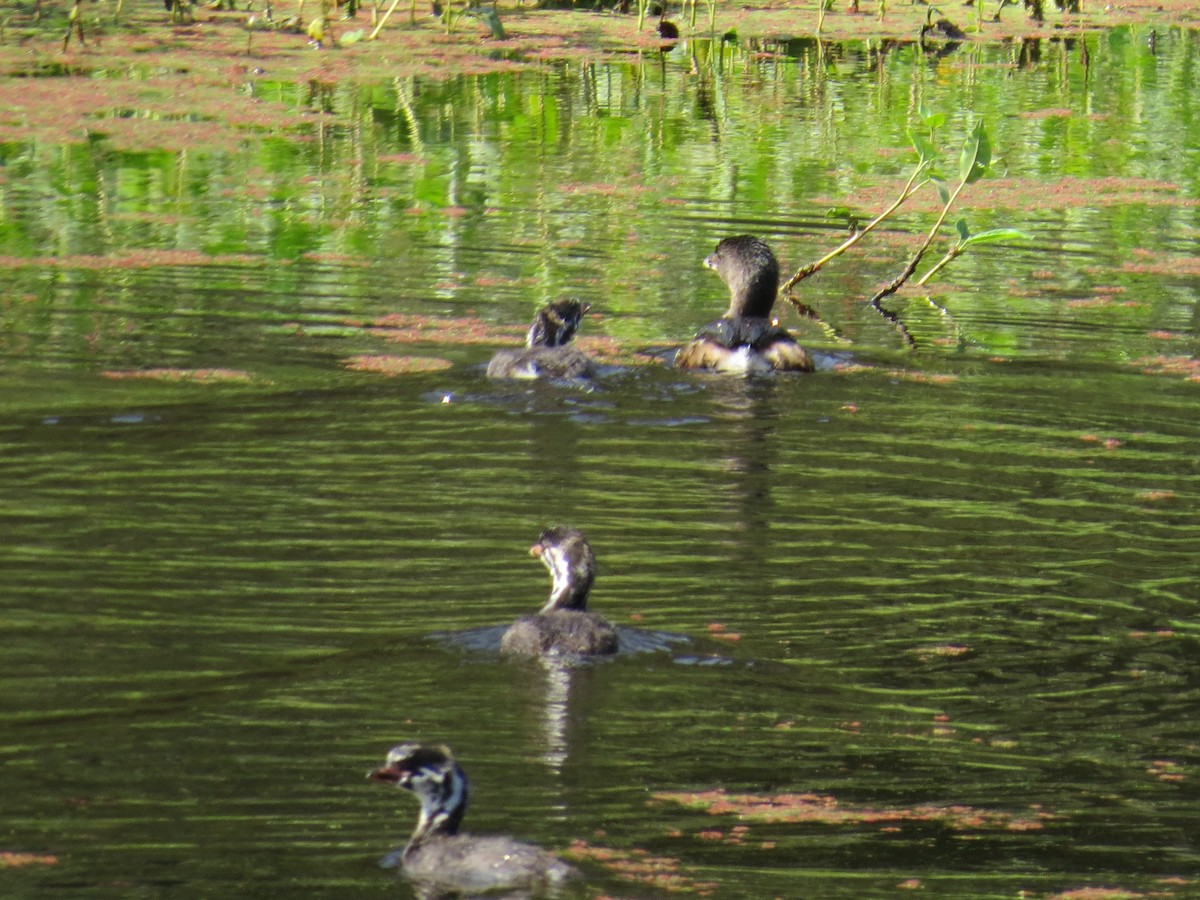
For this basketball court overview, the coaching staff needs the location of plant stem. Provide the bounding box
[914,246,961,286]
[779,164,929,296]
[369,0,403,38]
[868,177,966,306]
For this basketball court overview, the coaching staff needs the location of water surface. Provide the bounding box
[1,25,1199,900]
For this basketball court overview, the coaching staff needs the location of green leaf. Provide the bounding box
[958,120,992,185]
[909,129,937,163]
[955,218,970,242]
[339,28,365,44]
[919,107,946,130]
[959,227,1029,248]
[930,176,950,205]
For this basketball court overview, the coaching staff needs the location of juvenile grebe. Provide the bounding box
[487,298,596,380]
[368,742,578,893]
[675,235,814,373]
[500,527,619,657]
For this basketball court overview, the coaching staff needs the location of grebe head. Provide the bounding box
[530,526,596,612]
[703,235,780,318]
[526,299,590,348]
[369,743,467,843]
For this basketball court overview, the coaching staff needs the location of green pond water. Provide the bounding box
[1,24,1199,899]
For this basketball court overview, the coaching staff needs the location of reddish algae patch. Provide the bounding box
[823,177,1194,218]
[2,0,1196,91]
[911,643,972,662]
[342,354,453,375]
[1131,355,1200,381]
[654,788,1051,832]
[1134,491,1177,503]
[360,312,645,366]
[100,368,258,383]
[566,840,718,895]
[833,362,960,384]
[0,252,261,270]
[0,852,59,868]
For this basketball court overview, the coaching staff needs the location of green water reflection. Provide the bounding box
[0,25,1198,900]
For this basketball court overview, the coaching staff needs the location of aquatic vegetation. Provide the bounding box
[1132,492,1177,504]
[367,312,516,346]
[909,643,972,662]
[0,852,58,868]
[781,115,1025,349]
[357,312,642,367]
[831,362,960,384]
[1131,355,1200,380]
[1077,433,1123,450]
[565,839,718,894]
[1145,760,1186,784]
[654,788,1053,833]
[342,353,453,374]
[100,368,260,382]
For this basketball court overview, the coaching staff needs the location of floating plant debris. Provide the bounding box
[0,852,58,868]
[654,789,1052,832]
[833,362,959,384]
[1131,356,1200,381]
[1146,760,1186,784]
[341,354,453,375]
[366,313,520,346]
[361,312,639,365]
[1134,491,1177,503]
[0,252,262,270]
[565,840,718,895]
[910,643,972,662]
[100,368,259,383]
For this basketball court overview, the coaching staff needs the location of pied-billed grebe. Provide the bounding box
[487,298,596,380]
[675,235,814,374]
[500,527,619,657]
[368,743,578,893]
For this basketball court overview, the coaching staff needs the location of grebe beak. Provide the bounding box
[368,765,402,784]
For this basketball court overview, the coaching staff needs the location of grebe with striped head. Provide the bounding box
[500,527,618,657]
[487,299,596,380]
[369,742,578,893]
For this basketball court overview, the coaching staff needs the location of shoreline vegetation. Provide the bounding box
[0,0,1196,83]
